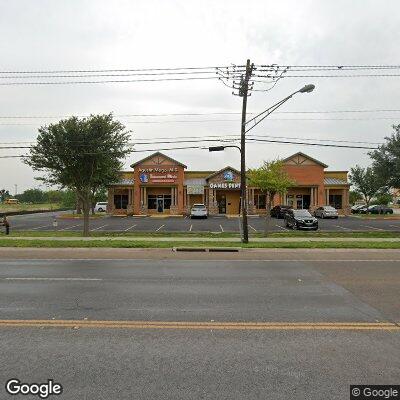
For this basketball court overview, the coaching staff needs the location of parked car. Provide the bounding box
[368,205,393,214]
[94,202,108,212]
[285,209,318,230]
[351,204,365,213]
[270,205,292,219]
[357,205,370,214]
[314,205,339,219]
[190,203,208,219]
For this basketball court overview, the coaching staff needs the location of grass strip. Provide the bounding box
[1,239,400,249]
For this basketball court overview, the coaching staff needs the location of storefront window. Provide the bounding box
[329,194,342,209]
[114,194,128,210]
[148,195,157,209]
[254,194,266,209]
[147,194,172,211]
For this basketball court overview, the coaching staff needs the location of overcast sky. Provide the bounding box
[1,0,400,193]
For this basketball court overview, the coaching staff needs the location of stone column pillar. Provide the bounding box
[326,188,330,205]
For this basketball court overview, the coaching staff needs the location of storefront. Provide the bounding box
[107,151,350,215]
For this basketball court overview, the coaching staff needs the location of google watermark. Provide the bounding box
[5,379,63,399]
[351,385,400,400]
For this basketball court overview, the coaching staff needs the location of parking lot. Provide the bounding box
[6,211,400,233]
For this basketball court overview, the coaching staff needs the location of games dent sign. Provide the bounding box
[138,167,179,184]
[209,169,241,189]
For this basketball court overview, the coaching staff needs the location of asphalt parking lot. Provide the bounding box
[6,211,400,233]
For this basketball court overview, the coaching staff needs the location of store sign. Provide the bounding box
[139,167,178,173]
[187,185,204,195]
[209,182,240,189]
[223,170,234,181]
[139,172,178,184]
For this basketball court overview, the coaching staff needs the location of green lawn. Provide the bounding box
[0,203,62,213]
[1,239,400,249]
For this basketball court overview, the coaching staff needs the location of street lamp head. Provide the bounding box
[209,146,226,152]
[299,84,315,93]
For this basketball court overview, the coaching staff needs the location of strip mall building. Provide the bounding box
[108,151,350,215]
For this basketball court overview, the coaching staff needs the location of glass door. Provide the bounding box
[157,197,164,212]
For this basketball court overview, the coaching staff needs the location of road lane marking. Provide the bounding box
[124,224,137,232]
[59,224,81,231]
[4,277,102,281]
[90,224,108,231]
[156,224,165,232]
[275,224,289,230]
[189,224,193,232]
[219,224,224,232]
[335,225,351,230]
[0,320,398,331]
[248,225,257,232]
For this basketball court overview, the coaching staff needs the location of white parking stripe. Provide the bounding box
[31,225,52,230]
[219,224,224,232]
[90,224,108,231]
[156,224,164,232]
[189,224,193,232]
[124,224,137,232]
[361,225,384,231]
[390,225,400,228]
[248,225,257,232]
[59,224,81,231]
[276,225,289,231]
[335,225,351,230]
[5,277,102,281]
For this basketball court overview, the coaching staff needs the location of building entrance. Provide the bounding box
[216,191,240,214]
[148,194,172,213]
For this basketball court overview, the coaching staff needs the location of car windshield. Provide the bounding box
[324,206,336,211]
[192,204,206,209]
[293,210,312,217]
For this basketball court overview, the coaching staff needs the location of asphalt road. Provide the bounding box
[0,250,399,399]
[7,210,400,233]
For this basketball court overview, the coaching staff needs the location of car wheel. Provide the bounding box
[321,214,324,219]
[98,208,103,212]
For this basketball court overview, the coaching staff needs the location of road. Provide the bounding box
[7,211,400,233]
[0,249,399,399]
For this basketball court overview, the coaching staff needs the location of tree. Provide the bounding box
[374,192,393,206]
[349,165,384,207]
[0,189,10,203]
[91,186,107,214]
[24,114,131,236]
[349,190,363,205]
[15,188,46,204]
[369,124,400,189]
[247,160,294,234]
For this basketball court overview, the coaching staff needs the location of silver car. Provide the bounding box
[190,204,208,219]
[314,206,338,219]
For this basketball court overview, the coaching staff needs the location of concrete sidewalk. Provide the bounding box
[2,236,400,242]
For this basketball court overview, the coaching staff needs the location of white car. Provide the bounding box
[190,204,208,219]
[314,205,338,219]
[94,202,108,212]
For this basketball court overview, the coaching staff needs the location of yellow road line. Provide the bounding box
[0,320,398,330]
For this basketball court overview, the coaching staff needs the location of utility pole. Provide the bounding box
[239,59,254,243]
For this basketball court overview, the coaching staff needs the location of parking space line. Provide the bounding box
[156,224,165,232]
[31,225,52,230]
[335,225,351,230]
[124,224,137,232]
[59,224,81,231]
[276,225,289,231]
[219,224,224,232]
[91,224,108,231]
[248,224,257,232]
[390,224,400,228]
[361,225,384,231]
[189,224,193,232]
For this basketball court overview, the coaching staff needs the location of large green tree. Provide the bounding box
[25,114,131,236]
[349,165,384,207]
[369,124,400,189]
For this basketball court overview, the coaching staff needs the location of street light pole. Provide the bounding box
[239,59,254,244]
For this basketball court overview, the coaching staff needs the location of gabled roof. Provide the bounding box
[130,152,187,168]
[282,152,328,168]
[205,166,241,181]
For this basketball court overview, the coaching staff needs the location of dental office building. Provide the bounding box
[107,151,350,216]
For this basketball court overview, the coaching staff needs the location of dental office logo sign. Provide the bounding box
[209,169,240,189]
[138,167,178,184]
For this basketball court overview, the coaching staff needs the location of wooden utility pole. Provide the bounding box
[239,59,253,243]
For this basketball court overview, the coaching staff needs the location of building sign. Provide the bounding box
[187,185,204,195]
[138,167,179,184]
[209,182,240,189]
[223,170,234,181]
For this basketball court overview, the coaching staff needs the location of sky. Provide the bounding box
[1,0,400,193]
